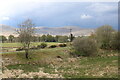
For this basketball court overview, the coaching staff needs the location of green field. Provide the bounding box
[1,43,118,78]
[1,42,59,48]
[1,42,62,53]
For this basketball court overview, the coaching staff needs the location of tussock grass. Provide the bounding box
[2,47,118,78]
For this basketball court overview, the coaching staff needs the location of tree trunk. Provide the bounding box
[25,49,29,59]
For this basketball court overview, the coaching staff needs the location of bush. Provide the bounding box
[100,43,111,49]
[72,37,98,57]
[59,44,67,47]
[49,45,57,48]
[16,47,24,51]
[37,43,47,49]
[95,25,114,49]
[111,31,120,50]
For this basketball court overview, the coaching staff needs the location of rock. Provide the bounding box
[56,58,63,62]
[18,73,29,78]
[68,58,77,62]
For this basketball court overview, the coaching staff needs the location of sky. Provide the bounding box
[0,0,118,29]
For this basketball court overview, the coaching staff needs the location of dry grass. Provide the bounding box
[1,47,118,78]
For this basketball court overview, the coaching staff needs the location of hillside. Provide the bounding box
[0,24,17,37]
[0,24,95,37]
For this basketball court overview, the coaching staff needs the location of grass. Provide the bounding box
[14,47,70,63]
[6,64,41,72]
[1,42,60,48]
[1,42,64,53]
[5,55,118,78]
[1,42,22,47]
[2,44,118,78]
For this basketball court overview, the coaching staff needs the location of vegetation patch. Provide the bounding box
[59,43,67,47]
[37,43,47,49]
[6,64,41,73]
[49,45,57,48]
[72,37,98,57]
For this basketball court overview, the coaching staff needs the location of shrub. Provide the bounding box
[16,47,24,51]
[111,31,120,50]
[100,43,111,49]
[49,45,57,48]
[37,43,47,49]
[59,44,67,47]
[95,25,114,49]
[72,37,98,57]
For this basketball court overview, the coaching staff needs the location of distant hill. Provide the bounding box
[0,24,17,37]
[34,26,95,36]
[0,24,95,37]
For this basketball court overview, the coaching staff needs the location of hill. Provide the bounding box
[0,24,95,37]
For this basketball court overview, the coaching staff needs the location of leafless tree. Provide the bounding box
[16,19,35,59]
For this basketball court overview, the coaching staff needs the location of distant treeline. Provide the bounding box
[0,34,75,43]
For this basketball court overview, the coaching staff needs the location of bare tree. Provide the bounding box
[16,19,35,59]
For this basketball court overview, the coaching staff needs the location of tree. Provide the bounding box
[40,35,46,42]
[0,35,7,43]
[38,36,41,42]
[58,36,69,43]
[14,37,19,42]
[8,35,15,42]
[32,36,38,42]
[95,25,114,49]
[55,35,60,42]
[69,34,75,42]
[16,19,35,59]
[46,34,55,42]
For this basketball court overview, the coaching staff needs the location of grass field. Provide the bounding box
[1,44,118,78]
[1,42,59,48]
[1,42,63,53]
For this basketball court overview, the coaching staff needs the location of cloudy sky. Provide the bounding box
[0,0,118,29]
